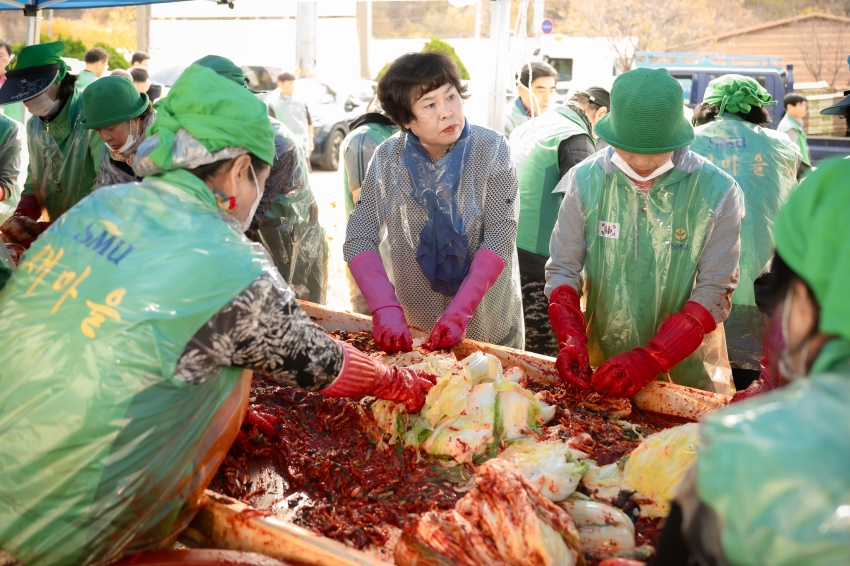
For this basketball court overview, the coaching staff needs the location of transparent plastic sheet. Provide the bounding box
[267,95,310,158]
[25,90,103,221]
[0,172,271,566]
[254,119,327,304]
[134,129,247,177]
[341,122,396,315]
[96,150,140,187]
[554,147,737,393]
[344,125,524,349]
[691,115,800,369]
[696,342,850,565]
[0,114,25,225]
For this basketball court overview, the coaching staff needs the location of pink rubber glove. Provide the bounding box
[349,250,413,353]
[592,301,717,398]
[423,248,505,351]
[548,285,593,390]
[321,341,437,412]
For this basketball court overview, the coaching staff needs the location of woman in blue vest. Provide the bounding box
[0,65,433,566]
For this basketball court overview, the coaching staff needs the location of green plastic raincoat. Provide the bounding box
[341,120,396,215]
[23,87,104,221]
[547,147,742,393]
[254,118,327,304]
[696,339,850,565]
[0,101,24,124]
[0,112,24,223]
[268,94,310,157]
[75,69,98,91]
[503,97,529,137]
[0,170,268,566]
[691,114,800,369]
[511,105,593,257]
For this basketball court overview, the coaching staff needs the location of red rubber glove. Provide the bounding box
[321,341,437,412]
[424,248,504,351]
[349,251,412,353]
[548,285,593,389]
[12,194,41,220]
[592,301,717,398]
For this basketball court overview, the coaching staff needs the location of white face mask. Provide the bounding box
[24,90,62,117]
[235,163,263,233]
[611,152,675,182]
[109,120,145,163]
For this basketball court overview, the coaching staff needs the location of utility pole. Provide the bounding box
[46,10,52,39]
[136,5,151,54]
[356,1,371,79]
[533,0,544,37]
[487,0,510,132]
[295,2,318,76]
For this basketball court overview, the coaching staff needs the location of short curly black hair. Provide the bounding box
[377,52,469,130]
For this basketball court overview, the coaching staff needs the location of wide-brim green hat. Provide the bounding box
[81,75,149,129]
[0,41,68,105]
[595,67,695,155]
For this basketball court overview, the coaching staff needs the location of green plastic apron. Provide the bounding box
[573,157,734,391]
[22,88,104,221]
[0,169,266,566]
[691,115,799,369]
[512,105,593,257]
[778,113,811,166]
[341,121,396,215]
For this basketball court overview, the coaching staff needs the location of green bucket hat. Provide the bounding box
[774,157,850,341]
[192,55,261,93]
[0,41,69,105]
[594,68,695,154]
[144,64,275,170]
[81,75,149,129]
[703,74,775,117]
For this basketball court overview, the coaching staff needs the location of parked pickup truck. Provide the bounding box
[634,51,850,163]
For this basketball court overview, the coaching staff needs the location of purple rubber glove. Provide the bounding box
[423,248,505,351]
[349,250,413,353]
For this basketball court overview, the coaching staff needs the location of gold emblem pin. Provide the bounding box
[674,227,687,241]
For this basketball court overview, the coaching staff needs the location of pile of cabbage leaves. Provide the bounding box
[372,350,699,565]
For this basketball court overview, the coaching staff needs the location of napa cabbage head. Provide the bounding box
[499,440,589,501]
[495,376,556,441]
[621,423,699,518]
[420,382,498,463]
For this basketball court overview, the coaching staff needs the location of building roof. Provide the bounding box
[684,12,850,48]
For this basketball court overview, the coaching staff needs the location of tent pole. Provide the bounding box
[24,5,42,46]
[487,0,510,132]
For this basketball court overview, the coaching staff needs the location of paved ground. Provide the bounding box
[309,168,353,312]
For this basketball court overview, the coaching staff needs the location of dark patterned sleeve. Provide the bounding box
[174,272,343,390]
